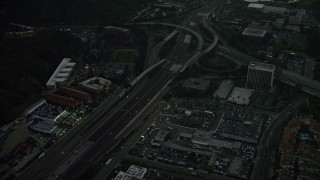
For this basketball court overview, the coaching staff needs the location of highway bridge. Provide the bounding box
[15,1,244,179]
[280,69,320,97]
[58,8,222,180]
[217,45,320,97]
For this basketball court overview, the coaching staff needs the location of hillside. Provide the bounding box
[0,29,83,125]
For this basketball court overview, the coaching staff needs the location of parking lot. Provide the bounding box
[216,107,272,143]
[158,98,223,132]
[26,102,66,122]
[127,116,257,179]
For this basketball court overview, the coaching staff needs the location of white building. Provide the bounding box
[46,58,76,90]
[114,165,147,180]
[79,76,112,94]
[227,87,253,105]
[214,80,234,99]
[248,3,264,10]
[126,165,147,179]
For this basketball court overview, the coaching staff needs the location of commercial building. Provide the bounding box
[29,120,58,134]
[263,6,288,14]
[44,94,80,107]
[214,80,234,99]
[191,130,242,149]
[44,87,91,107]
[27,102,66,122]
[247,3,264,11]
[183,78,210,93]
[79,76,112,94]
[57,87,92,102]
[247,3,288,14]
[114,165,147,180]
[242,24,268,40]
[0,118,29,158]
[246,61,275,93]
[227,87,253,105]
[46,58,76,90]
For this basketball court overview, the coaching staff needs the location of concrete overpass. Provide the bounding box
[130,58,166,87]
[133,22,204,51]
[119,30,179,98]
[179,13,220,72]
[280,69,320,97]
[217,45,320,97]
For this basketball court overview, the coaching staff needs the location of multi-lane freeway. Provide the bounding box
[61,2,226,178]
[61,2,224,179]
[16,0,235,179]
[61,68,173,179]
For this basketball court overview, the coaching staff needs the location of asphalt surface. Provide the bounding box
[216,45,320,97]
[61,2,225,178]
[16,88,125,180]
[18,1,226,179]
[61,68,173,179]
[251,97,306,180]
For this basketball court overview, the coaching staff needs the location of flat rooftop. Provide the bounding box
[183,78,210,91]
[248,61,275,72]
[228,87,253,105]
[30,121,57,133]
[242,27,267,38]
[248,3,264,9]
[79,76,111,91]
[214,80,234,99]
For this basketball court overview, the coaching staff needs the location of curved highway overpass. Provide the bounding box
[19,4,224,180]
[133,22,204,51]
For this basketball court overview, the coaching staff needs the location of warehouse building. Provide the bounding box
[242,24,269,40]
[57,87,92,102]
[183,78,210,94]
[214,80,234,99]
[79,76,112,94]
[44,94,80,107]
[227,87,253,106]
[46,58,76,90]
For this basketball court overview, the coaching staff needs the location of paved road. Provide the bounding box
[60,1,225,178]
[16,87,125,180]
[18,1,224,179]
[217,45,320,97]
[61,68,173,179]
[136,22,204,52]
[251,96,307,180]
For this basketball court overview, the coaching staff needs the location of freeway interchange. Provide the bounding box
[18,1,223,179]
[17,0,318,179]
